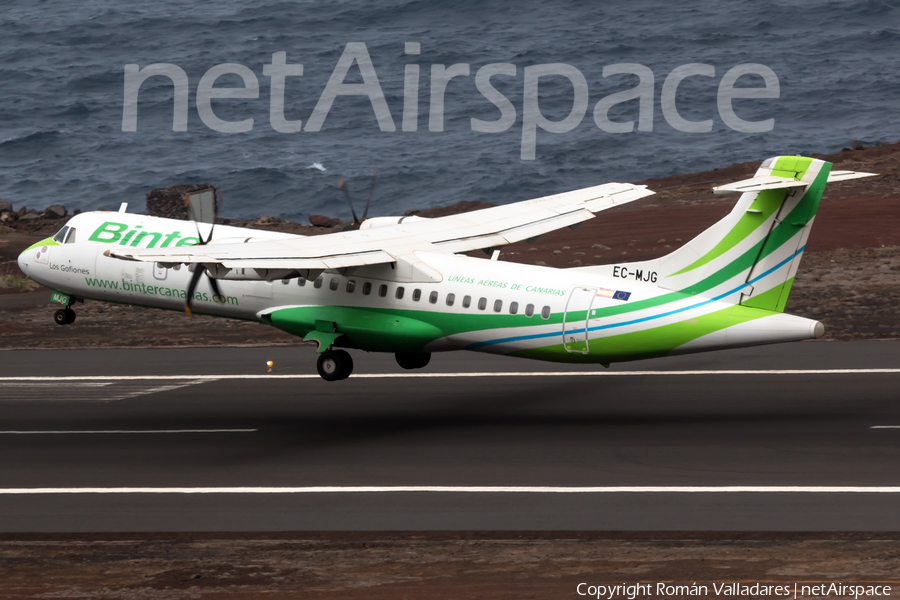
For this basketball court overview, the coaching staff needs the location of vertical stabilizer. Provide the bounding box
[583,157,834,311]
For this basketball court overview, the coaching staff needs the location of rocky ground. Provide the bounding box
[1,142,899,348]
[1,532,898,599]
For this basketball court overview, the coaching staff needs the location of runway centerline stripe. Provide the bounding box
[871,426,900,429]
[0,429,257,435]
[3,369,900,382]
[1,486,900,494]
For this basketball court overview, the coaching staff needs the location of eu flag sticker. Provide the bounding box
[613,290,631,301]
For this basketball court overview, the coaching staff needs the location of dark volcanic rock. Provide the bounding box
[309,214,332,227]
[146,184,215,220]
[43,205,67,219]
[0,199,11,213]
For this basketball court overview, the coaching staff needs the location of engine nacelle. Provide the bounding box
[205,264,322,283]
[359,215,427,230]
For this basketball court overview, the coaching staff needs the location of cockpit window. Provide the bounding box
[64,227,76,244]
[52,226,69,244]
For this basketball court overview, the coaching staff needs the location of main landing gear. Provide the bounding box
[313,350,432,381]
[54,307,76,325]
[395,352,431,370]
[316,349,353,381]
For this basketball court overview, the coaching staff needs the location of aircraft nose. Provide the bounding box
[17,248,29,275]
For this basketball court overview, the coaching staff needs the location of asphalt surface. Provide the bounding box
[1,341,899,532]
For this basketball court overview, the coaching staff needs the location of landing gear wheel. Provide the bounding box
[317,350,353,381]
[54,308,75,326]
[395,351,431,370]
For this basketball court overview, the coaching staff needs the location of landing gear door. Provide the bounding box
[563,287,596,353]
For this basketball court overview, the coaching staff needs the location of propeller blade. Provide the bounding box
[361,167,377,222]
[205,188,220,244]
[208,271,223,304]
[337,177,360,225]
[184,263,205,316]
[182,188,222,315]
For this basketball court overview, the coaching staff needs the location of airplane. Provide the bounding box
[16,156,874,381]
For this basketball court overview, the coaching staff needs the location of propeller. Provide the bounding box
[337,167,377,231]
[182,188,224,316]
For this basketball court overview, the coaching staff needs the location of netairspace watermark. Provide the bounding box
[576,582,892,599]
[122,42,781,160]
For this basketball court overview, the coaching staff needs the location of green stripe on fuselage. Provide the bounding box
[512,302,771,364]
[268,304,565,353]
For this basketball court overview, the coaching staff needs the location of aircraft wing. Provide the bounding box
[107,182,653,271]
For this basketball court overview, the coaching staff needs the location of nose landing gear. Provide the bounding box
[316,349,353,381]
[54,308,76,325]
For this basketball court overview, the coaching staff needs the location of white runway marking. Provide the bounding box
[0,486,899,494]
[0,429,257,435]
[2,368,900,382]
[0,382,111,387]
[871,426,900,429]
[0,379,206,402]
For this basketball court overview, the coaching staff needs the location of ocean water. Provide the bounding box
[1,0,898,221]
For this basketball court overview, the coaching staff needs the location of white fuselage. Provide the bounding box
[18,211,819,359]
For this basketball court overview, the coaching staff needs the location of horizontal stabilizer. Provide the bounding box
[826,170,878,183]
[712,176,807,195]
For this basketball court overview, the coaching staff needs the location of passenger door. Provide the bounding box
[563,287,596,353]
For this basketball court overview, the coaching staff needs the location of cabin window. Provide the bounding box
[52,226,69,244]
[396,286,405,299]
[509,301,519,315]
[330,277,339,291]
[429,291,439,304]
[446,293,455,306]
[297,277,306,287]
[462,295,471,308]
[412,289,422,301]
[314,276,324,289]
[362,282,372,295]
[477,297,487,310]
[525,303,535,317]
[541,305,551,319]
[346,280,356,293]
[379,284,388,297]
[493,299,503,312]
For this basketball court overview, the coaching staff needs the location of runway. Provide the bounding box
[1,341,899,532]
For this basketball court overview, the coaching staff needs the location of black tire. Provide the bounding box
[395,352,431,370]
[332,349,353,380]
[54,309,69,326]
[317,350,353,381]
[65,308,76,324]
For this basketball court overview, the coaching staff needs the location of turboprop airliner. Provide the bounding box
[17,156,874,381]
